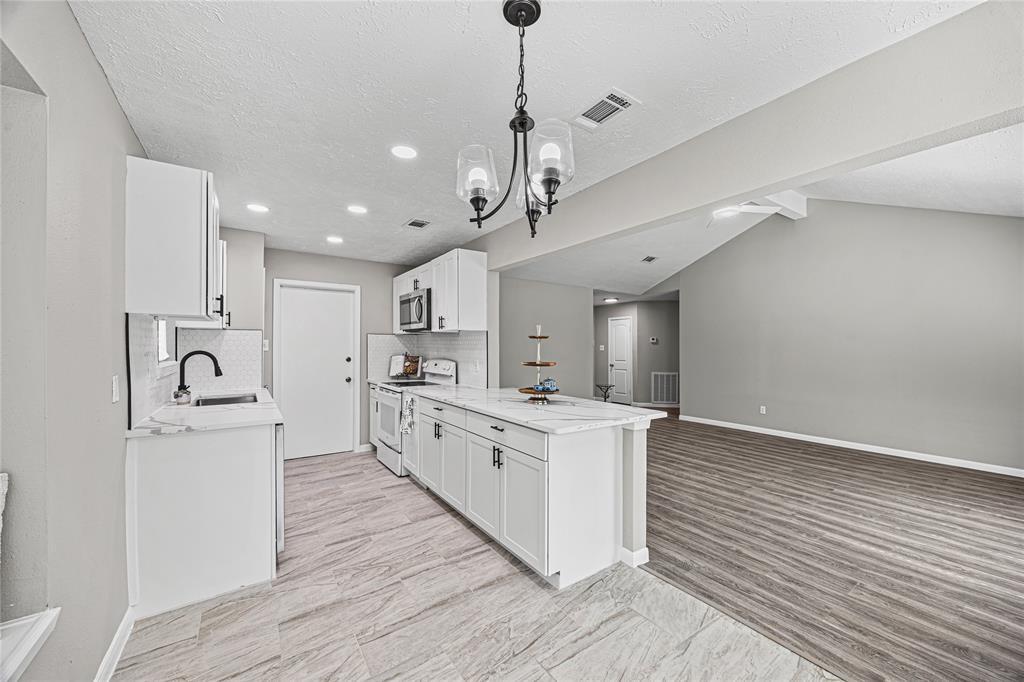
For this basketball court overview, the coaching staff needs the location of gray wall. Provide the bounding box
[679,199,1024,469]
[593,301,679,402]
[1,83,48,620]
[2,2,146,678]
[263,248,404,445]
[499,276,594,399]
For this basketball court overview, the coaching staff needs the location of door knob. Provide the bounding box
[609,363,615,368]
[345,377,352,383]
[346,356,351,362]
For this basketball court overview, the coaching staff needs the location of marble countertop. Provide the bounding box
[404,385,666,435]
[127,388,284,439]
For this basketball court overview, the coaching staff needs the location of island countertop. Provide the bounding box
[126,388,284,438]
[404,385,666,435]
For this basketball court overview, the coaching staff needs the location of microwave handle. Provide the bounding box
[415,298,423,321]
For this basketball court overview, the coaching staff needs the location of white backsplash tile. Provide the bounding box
[127,317,263,427]
[127,314,177,427]
[176,328,263,394]
[367,331,487,387]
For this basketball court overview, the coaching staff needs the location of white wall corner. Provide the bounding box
[618,546,650,567]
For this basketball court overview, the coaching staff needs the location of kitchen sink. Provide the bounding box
[194,393,258,406]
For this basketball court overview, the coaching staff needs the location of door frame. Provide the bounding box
[607,315,634,405]
[272,278,361,453]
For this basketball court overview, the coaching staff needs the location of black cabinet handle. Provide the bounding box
[492,445,498,467]
[438,315,445,330]
[496,448,503,469]
[213,294,224,316]
[226,311,231,327]
[490,425,505,433]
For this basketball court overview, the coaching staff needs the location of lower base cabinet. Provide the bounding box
[418,415,548,575]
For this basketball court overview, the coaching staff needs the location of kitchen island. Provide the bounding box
[401,385,664,588]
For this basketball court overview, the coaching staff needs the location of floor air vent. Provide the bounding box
[573,88,641,131]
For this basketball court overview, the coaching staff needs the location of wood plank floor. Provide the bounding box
[644,418,1024,682]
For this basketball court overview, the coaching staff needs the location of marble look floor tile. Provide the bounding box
[120,605,201,660]
[115,450,841,682]
[629,571,720,638]
[369,650,465,681]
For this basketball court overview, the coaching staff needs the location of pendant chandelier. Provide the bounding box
[456,0,575,238]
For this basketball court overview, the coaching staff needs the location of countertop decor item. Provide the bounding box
[595,384,615,402]
[520,324,558,403]
[455,0,574,238]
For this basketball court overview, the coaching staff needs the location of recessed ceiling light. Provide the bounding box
[326,235,344,244]
[391,145,418,159]
[603,297,619,303]
[347,205,368,215]
[246,203,269,213]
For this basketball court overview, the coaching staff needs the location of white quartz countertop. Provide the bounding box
[405,385,666,435]
[127,388,284,439]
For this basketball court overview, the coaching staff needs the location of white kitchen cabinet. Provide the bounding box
[177,239,228,329]
[465,433,501,538]
[126,156,222,319]
[438,423,467,512]
[393,248,487,333]
[419,414,441,490]
[370,391,381,450]
[499,446,548,574]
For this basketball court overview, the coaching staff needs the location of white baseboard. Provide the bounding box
[679,415,1024,479]
[618,547,650,567]
[353,443,374,454]
[632,402,679,409]
[95,606,134,682]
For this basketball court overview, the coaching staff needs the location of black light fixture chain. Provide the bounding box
[515,14,527,111]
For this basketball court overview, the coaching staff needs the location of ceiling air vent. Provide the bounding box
[641,256,657,263]
[573,88,641,131]
[404,218,431,230]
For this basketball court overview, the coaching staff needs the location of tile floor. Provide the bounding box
[113,451,841,681]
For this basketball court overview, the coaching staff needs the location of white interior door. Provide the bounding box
[275,280,358,459]
[608,316,633,404]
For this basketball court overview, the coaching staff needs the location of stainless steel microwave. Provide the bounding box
[399,288,431,331]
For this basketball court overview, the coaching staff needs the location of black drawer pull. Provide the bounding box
[490,425,505,433]
[433,407,443,411]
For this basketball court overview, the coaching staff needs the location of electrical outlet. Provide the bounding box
[759,405,767,415]
[112,375,120,403]
[599,344,605,351]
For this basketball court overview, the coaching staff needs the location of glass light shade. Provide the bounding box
[515,176,546,210]
[456,144,499,205]
[528,118,575,188]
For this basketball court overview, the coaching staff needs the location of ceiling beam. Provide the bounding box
[466,1,1023,271]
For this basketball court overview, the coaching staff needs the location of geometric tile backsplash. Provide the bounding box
[366,331,487,387]
[175,328,263,394]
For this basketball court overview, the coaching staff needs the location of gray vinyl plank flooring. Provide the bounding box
[114,450,836,681]
[644,418,1024,682]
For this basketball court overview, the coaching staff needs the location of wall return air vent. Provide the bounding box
[641,255,657,263]
[573,88,641,131]
[404,218,431,230]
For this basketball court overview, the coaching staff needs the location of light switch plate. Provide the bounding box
[263,340,270,352]
[599,345,605,351]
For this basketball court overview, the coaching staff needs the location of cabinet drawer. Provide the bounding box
[420,397,466,429]
[466,412,547,461]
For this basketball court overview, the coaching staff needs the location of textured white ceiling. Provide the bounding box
[801,123,1024,217]
[71,1,977,265]
[505,210,776,294]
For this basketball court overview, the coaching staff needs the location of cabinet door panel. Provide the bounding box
[500,447,548,574]
[403,404,420,475]
[441,252,459,331]
[439,424,467,511]
[465,434,500,538]
[418,416,440,491]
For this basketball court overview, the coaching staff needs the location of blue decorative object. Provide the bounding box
[542,377,558,392]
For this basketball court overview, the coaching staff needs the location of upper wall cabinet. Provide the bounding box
[392,248,487,334]
[125,157,222,320]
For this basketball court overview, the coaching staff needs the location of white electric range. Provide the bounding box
[371,359,457,475]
